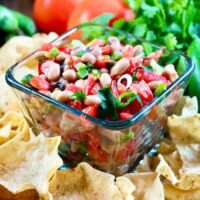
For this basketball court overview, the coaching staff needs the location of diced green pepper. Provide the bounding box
[116,92,139,109]
[92,69,101,77]
[71,40,85,47]
[154,82,167,97]
[75,62,87,70]
[49,47,60,58]
[76,49,87,57]
[121,131,136,142]
[21,74,34,85]
[71,92,85,100]
[150,59,164,75]
[111,51,122,61]
[77,68,89,79]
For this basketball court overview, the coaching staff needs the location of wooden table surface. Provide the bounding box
[0,0,34,17]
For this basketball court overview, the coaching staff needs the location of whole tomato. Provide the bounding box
[67,0,134,29]
[33,0,83,34]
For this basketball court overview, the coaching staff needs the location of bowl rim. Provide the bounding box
[5,23,195,130]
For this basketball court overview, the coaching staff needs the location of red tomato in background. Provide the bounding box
[33,0,83,34]
[67,0,134,29]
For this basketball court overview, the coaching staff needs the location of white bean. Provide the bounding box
[51,90,62,99]
[101,68,108,73]
[75,79,85,88]
[148,81,163,90]
[56,90,73,102]
[63,69,77,81]
[108,36,121,51]
[46,62,60,81]
[89,46,102,57]
[100,73,112,87]
[133,45,144,55]
[84,95,102,106]
[81,53,96,64]
[110,58,130,76]
[164,64,178,82]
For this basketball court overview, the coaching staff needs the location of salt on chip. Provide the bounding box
[122,172,164,200]
[181,96,198,117]
[164,183,200,200]
[168,114,200,144]
[0,133,63,195]
[48,162,122,200]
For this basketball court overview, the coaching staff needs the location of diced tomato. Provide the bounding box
[82,106,97,117]
[83,76,96,95]
[131,80,153,104]
[30,77,51,90]
[68,100,82,110]
[143,49,163,65]
[136,69,168,83]
[90,83,101,95]
[95,58,107,68]
[70,133,87,142]
[111,80,119,98]
[70,56,81,71]
[120,112,132,120]
[116,140,135,162]
[117,83,126,95]
[39,43,53,51]
[58,46,70,54]
[101,45,112,55]
[128,98,143,114]
[66,83,82,92]
[126,57,142,74]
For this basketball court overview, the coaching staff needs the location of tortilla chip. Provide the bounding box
[0,111,29,145]
[158,139,176,155]
[0,133,62,195]
[181,96,198,117]
[0,185,39,200]
[123,172,164,200]
[168,115,200,144]
[48,162,122,200]
[116,177,135,200]
[0,73,20,115]
[0,33,58,74]
[164,183,200,200]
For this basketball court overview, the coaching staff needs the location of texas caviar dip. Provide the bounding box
[21,37,178,121]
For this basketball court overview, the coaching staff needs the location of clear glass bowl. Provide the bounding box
[6,24,194,175]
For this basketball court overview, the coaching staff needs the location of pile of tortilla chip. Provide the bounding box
[0,35,200,200]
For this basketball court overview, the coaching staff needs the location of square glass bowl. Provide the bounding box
[6,24,194,175]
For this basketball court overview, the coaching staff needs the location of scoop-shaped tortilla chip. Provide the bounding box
[0,111,29,145]
[0,133,63,195]
[48,162,122,200]
[164,183,200,200]
[168,115,200,144]
[122,172,164,200]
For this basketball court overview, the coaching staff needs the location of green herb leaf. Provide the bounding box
[154,82,167,97]
[97,87,118,119]
[92,69,101,77]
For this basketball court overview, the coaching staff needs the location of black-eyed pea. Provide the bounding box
[100,73,112,87]
[108,36,121,51]
[75,79,85,88]
[148,81,163,90]
[63,69,77,81]
[56,52,67,62]
[164,64,179,82]
[84,95,102,106]
[89,46,102,57]
[46,62,60,81]
[110,58,130,76]
[81,53,96,64]
[56,90,73,102]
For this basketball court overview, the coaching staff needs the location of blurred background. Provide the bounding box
[0,0,33,17]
